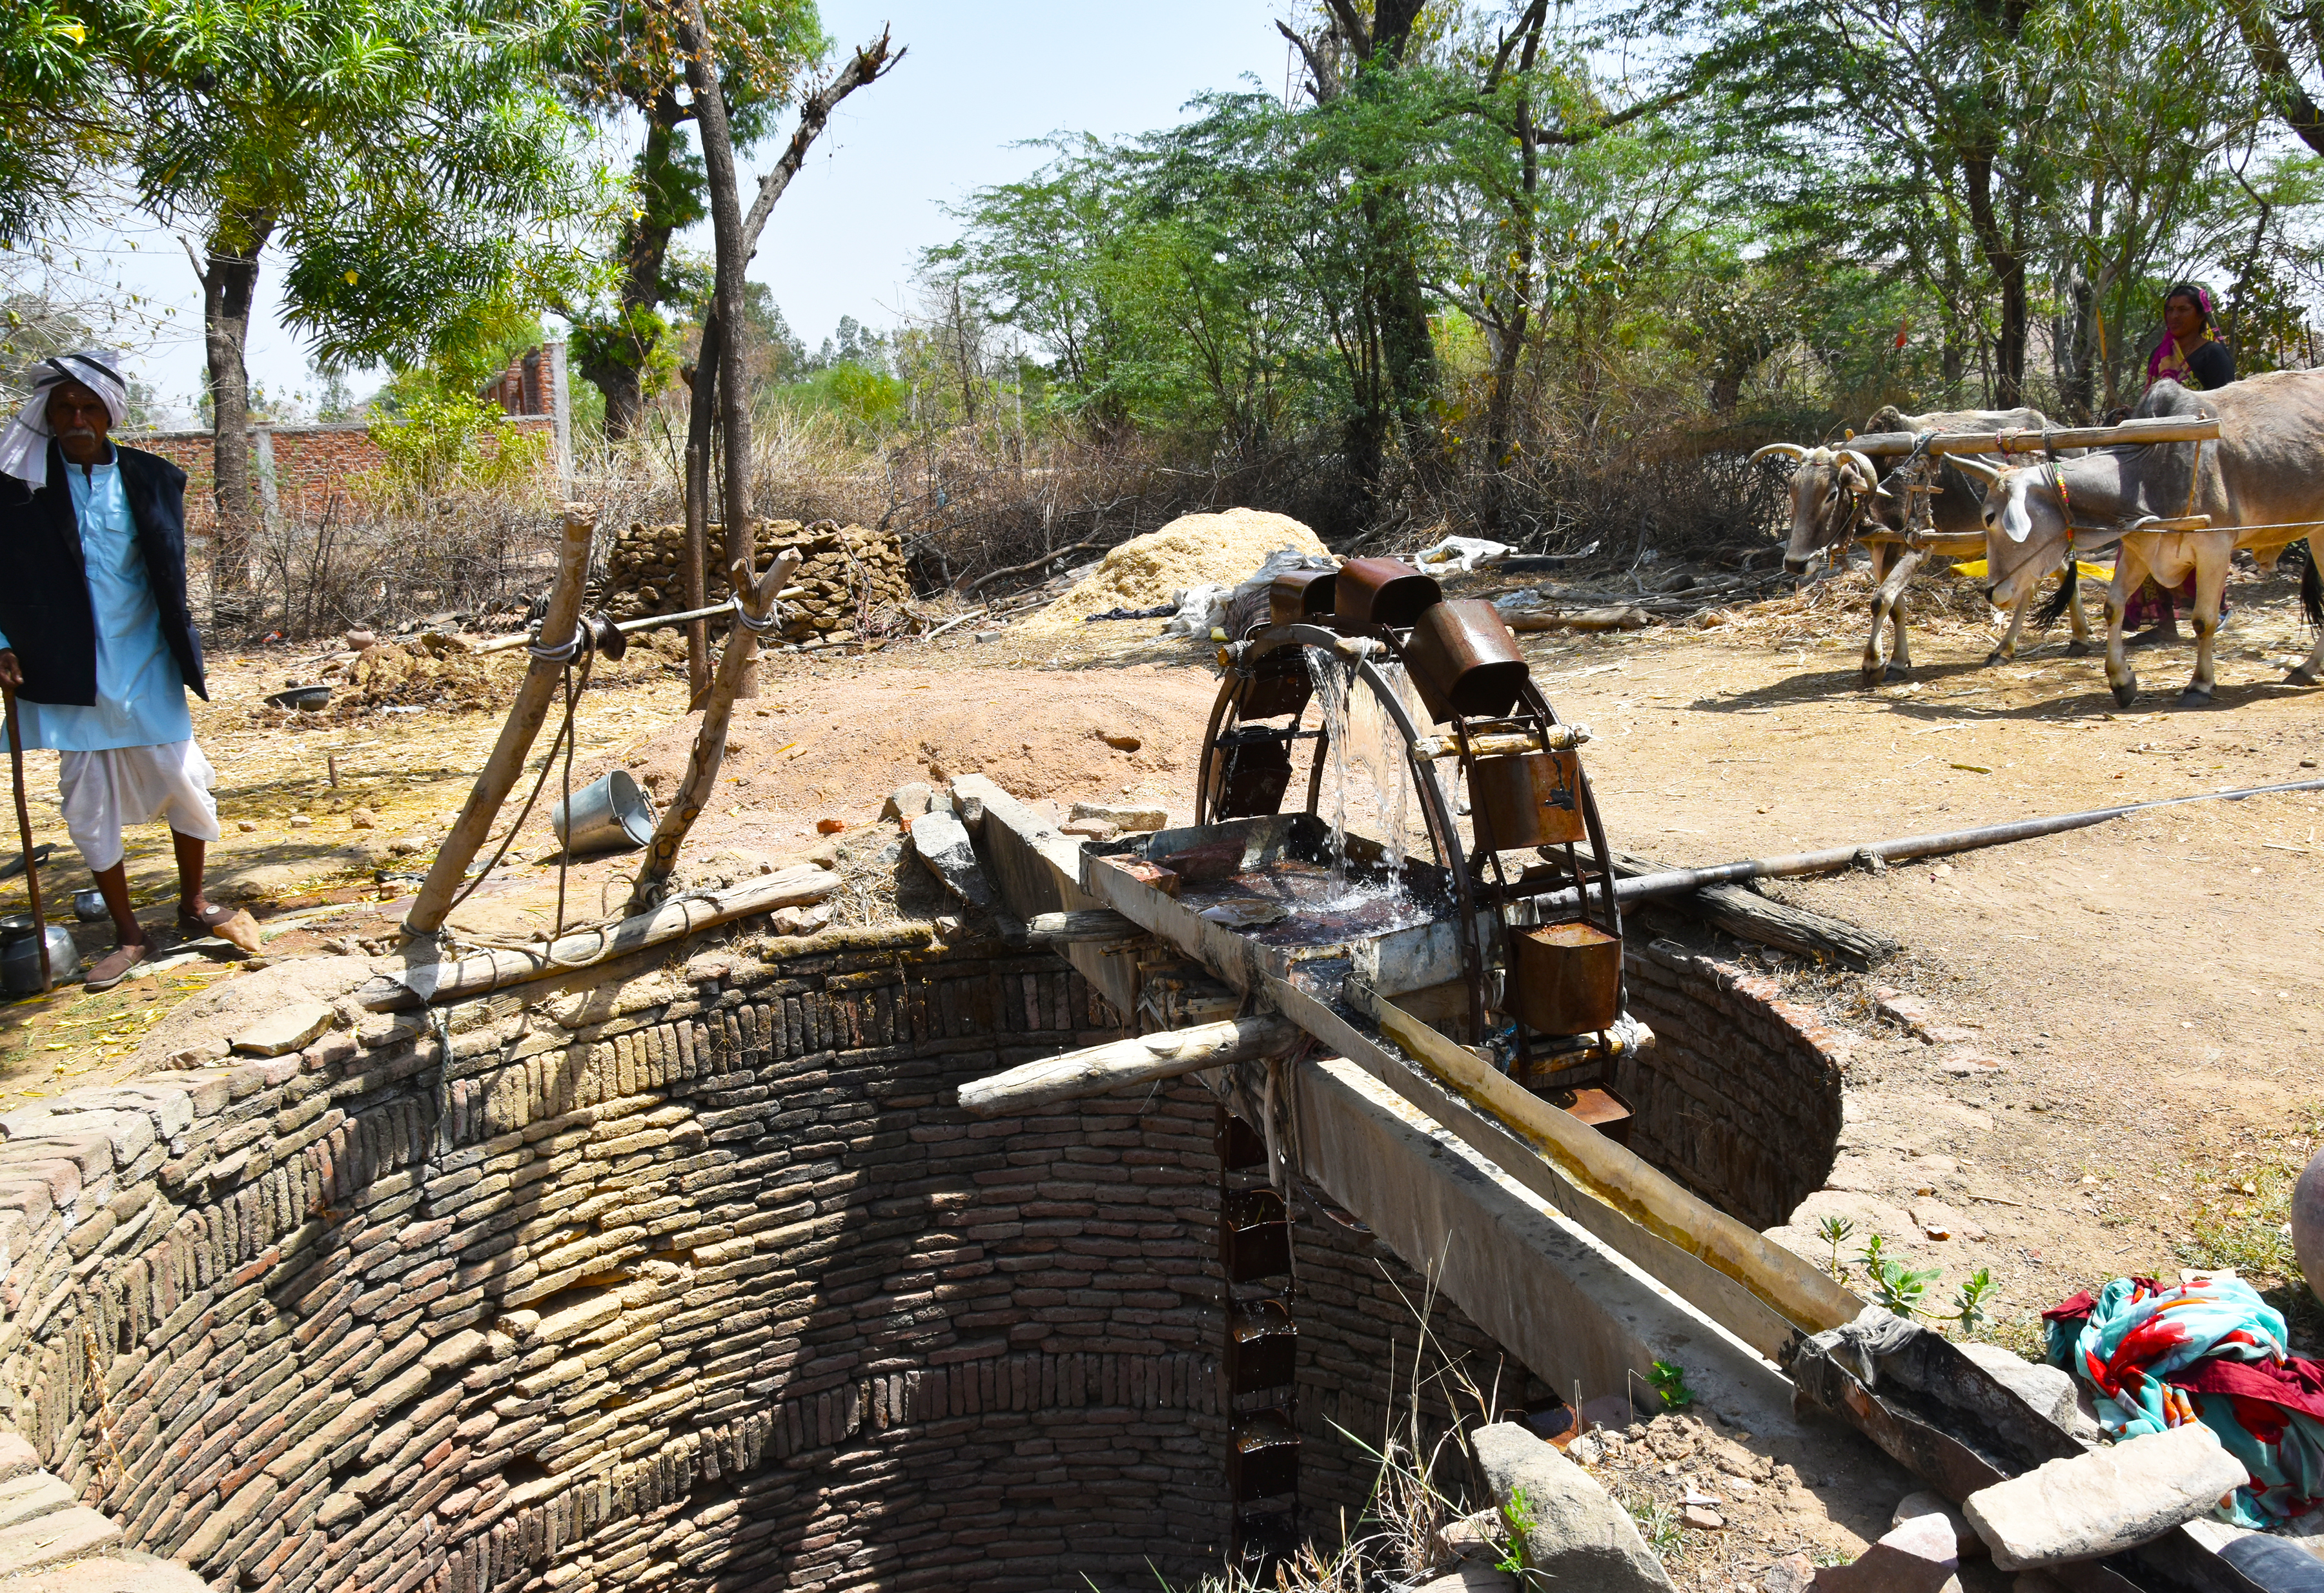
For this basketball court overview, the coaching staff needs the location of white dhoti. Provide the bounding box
[57,741,221,874]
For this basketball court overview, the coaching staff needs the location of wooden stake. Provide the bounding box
[958,1016,1296,1116]
[403,502,596,936]
[625,547,802,913]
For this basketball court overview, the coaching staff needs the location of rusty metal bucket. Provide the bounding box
[1236,655,1312,719]
[1405,599,1528,722]
[1269,568,1338,627]
[1335,557,1442,629]
[1214,737,1293,819]
[1511,920,1622,1034]
[1471,749,1585,848]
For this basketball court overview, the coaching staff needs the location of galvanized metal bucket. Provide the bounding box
[0,915,81,994]
[551,770,657,856]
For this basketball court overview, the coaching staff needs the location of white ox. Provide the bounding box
[1751,406,2095,682]
[1970,371,2324,706]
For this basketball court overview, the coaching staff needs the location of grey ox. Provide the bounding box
[1750,406,2095,683]
[1967,371,2324,706]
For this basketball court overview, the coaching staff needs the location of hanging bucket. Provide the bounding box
[1405,599,1527,722]
[1334,557,1442,629]
[551,771,657,856]
[1471,750,1586,848]
[1511,920,1622,1035]
[1269,568,1339,627]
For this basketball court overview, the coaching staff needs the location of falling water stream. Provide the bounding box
[1303,645,1352,891]
[1298,646,1424,918]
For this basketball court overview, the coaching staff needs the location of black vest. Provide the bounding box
[0,440,208,706]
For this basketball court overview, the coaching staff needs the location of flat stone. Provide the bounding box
[1957,1343,2078,1433]
[1680,1505,1724,1530]
[0,1557,210,1593]
[881,782,933,821]
[1940,1049,2008,1076]
[909,809,996,912]
[1910,1200,1982,1240]
[1059,819,1118,841]
[1471,1422,1676,1592]
[1875,988,1937,1034]
[1068,801,1167,832]
[1893,1492,1983,1558]
[0,1476,74,1532]
[1762,1552,1815,1593]
[0,1439,36,1485]
[0,1508,121,1578]
[1924,1025,1982,1047]
[229,1000,335,1057]
[1963,1423,2246,1570]
[1813,1511,1961,1592]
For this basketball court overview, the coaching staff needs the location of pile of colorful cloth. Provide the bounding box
[2046,1273,2324,1527]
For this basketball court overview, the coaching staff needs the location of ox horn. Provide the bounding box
[1749,442,1809,464]
[1948,455,2008,484]
[1837,448,1879,484]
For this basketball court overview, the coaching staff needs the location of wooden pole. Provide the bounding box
[362,862,838,1011]
[1841,414,2221,458]
[681,320,717,707]
[4,688,48,993]
[958,1016,1297,1116]
[625,546,802,913]
[404,502,596,936]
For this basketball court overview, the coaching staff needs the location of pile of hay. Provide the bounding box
[1017,508,1329,635]
[309,640,516,719]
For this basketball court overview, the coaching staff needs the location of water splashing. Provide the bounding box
[1303,644,1351,889]
[1351,659,1420,874]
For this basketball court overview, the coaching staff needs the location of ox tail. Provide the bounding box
[2034,561,2078,632]
[2303,539,2323,632]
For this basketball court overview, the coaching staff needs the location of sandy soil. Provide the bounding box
[2,555,2316,1379]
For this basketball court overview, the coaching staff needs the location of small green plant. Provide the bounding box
[1817,1214,1855,1282]
[1951,1268,1998,1335]
[1496,1486,1535,1580]
[1868,1255,1942,1317]
[1648,1359,1695,1410]
[1626,1494,1684,1553]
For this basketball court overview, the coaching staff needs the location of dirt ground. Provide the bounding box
[2,551,2318,1461]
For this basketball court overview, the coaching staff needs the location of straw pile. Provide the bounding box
[1017,508,1328,635]
[1695,564,2012,648]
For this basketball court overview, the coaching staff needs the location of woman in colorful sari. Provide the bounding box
[2125,283,2236,646]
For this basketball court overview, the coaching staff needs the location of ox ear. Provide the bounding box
[1999,489,2034,544]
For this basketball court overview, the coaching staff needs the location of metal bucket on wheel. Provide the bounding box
[1471,750,1586,848]
[551,771,658,856]
[1511,920,1622,1034]
[1406,599,1527,722]
[1334,558,1442,629]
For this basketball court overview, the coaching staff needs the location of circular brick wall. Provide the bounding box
[1616,938,1847,1230]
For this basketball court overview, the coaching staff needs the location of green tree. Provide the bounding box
[555,0,827,438]
[0,3,117,244]
[105,0,593,612]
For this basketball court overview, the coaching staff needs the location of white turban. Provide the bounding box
[0,350,129,489]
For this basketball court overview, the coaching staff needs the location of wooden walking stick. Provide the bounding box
[3,686,50,994]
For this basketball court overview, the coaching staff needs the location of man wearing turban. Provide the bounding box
[0,351,258,990]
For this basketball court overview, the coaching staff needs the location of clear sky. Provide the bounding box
[67,1,1300,424]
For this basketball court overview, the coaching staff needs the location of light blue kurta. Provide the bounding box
[0,451,192,751]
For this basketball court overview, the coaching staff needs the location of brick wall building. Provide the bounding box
[121,345,565,544]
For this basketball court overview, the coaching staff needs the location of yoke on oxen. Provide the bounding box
[1751,413,2221,683]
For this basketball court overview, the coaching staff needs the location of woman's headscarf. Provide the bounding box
[2146,283,2221,390]
[0,350,128,489]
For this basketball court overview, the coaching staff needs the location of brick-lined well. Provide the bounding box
[0,917,1565,1593]
[1616,938,1848,1231]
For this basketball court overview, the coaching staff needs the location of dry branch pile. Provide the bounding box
[602,519,913,644]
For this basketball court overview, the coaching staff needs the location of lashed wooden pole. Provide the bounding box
[625,546,800,913]
[4,688,48,993]
[404,502,596,936]
[959,1016,1297,1116]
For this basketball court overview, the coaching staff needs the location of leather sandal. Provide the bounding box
[178,903,263,956]
[84,941,147,992]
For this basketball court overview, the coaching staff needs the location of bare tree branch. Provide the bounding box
[739,28,906,258]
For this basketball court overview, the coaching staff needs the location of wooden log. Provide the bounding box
[626,547,803,912]
[360,863,839,1010]
[405,504,596,936]
[1503,605,1651,633]
[1593,845,1901,968]
[1412,724,1590,761]
[1024,909,1146,945]
[957,1016,1297,1116]
[472,590,808,653]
